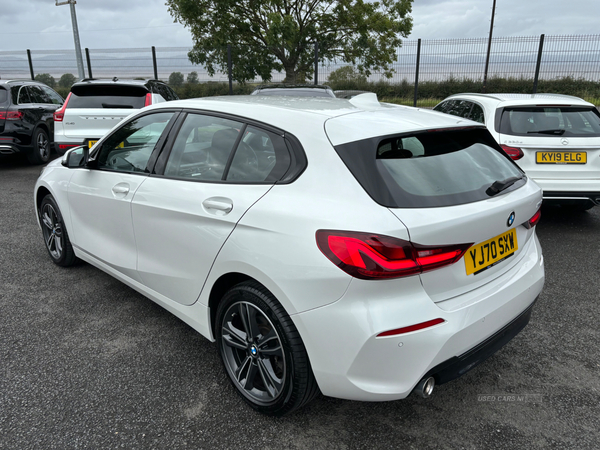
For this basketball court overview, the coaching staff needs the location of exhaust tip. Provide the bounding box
[415,376,435,399]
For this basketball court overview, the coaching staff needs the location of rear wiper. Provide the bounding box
[527,129,565,135]
[486,176,523,196]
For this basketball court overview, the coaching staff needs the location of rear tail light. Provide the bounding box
[58,144,79,151]
[316,230,472,280]
[524,208,541,229]
[144,93,152,107]
[0,111,24,120]
[53,92,72,122]
[500,144,524,161]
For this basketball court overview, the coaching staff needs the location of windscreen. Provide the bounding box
[500,107,600,137]
[68,84,147,109]
[334,128,525,208]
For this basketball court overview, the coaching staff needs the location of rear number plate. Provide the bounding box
[465,229,518,275]
[88,140,98,148]
[536,151,586,164]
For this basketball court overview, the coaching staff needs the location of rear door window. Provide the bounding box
[28,86,52,104]
[40,86,64,105]
[499,107,600,137]
[334,128,525,208]
[469,103,485,123]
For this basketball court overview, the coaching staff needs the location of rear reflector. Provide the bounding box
[53,92,72,122]
[377,318,446,337]
[500,145,524,161]
[316,230,472,280]
[524,208,542,229]
[58,144,79,150]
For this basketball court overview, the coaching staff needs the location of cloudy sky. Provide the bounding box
[0,0,597,52]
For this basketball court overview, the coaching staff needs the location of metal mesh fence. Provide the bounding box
[1,34,599,88]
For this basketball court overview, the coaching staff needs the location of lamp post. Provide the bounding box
[55,0,85,80]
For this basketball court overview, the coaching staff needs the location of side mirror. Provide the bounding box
[61,145,89,168]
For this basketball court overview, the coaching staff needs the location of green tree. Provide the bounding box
[327,66,368,85]
[58,73,77,88]
[34,73,56,88]
[166,0,413,84]
[186,71,199,84]
[168,71,185,86]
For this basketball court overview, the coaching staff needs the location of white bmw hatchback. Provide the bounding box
[434,93,600,210]
[35,95,545,416]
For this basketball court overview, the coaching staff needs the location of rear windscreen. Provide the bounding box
[0,88,7,105]
[499,107,600,137]
[334,128,525,208]
[67,85,147,109]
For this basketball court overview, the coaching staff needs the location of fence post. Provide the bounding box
[151,46,158,80]
[533,34,545,94]
[228,44,233,95]
[85,48,93,79]
[413,39,421,107]
[314,41,319,85]
[27,49,35,80]
[482,0,497,93]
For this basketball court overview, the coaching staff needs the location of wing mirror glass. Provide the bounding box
[61,146,89,168]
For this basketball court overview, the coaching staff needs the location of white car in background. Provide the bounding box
[434,93,600,210]
[35,95,544,416]
[53,78,178,155]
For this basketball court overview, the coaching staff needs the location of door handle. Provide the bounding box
[202,198,233,215]
[112,184,130,195]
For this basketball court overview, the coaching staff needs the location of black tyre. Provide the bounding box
[39,195,78,267]
[216,281,320,416]
[27,128,51,165]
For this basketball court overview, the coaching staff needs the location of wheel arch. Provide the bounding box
[35,122,51,141]
[35,185,52,215]
[208,272,254,338]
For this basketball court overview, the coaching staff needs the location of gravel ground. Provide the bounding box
[1,153,599,449]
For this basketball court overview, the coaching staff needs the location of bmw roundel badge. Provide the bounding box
[507,211,516,227]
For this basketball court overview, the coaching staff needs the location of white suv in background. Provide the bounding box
[53,78,178,155]
[434,93,600,210]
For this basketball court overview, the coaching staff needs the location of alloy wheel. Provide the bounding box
[220,301,286,404]
[37,132,49,160]
[41,203,63,260]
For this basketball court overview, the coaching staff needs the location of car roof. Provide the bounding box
[445,92,593,107]
[0,79,46,86]
[145,94,478,145]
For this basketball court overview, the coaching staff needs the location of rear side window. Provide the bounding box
[68,85,148,109]
[334,128,525,208]
[499,107,600,137]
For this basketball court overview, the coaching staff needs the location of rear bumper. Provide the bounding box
[425,299,535,385]
[542,191,600,206]
[533,179,600,204]
[293,234,544,401]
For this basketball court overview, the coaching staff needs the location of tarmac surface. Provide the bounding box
[1,153,599,449]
